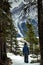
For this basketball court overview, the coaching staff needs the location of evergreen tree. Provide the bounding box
[6,23,20,54]
[0,0,11,61]
[0,0,18,62]
[0,0,19,57]
[24,20,38,54]
[12,27,20,55]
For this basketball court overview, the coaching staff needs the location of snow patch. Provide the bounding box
[7,53,40,65]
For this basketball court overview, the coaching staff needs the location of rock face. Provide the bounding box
[11,0,38,37]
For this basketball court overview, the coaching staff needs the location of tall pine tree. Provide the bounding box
[24,20,38,54]
[0,0,19,62]
[0,0,11,61]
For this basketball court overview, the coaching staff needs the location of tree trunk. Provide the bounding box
[0,32,7,64]
[38,0,43,65]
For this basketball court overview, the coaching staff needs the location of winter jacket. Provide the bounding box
[23,45,29,55]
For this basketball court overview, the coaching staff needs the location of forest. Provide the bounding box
[0,0,43,65]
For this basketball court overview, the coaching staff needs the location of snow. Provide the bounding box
[9,0,26,10]
[7,53,40,65]
[11,0,38,37]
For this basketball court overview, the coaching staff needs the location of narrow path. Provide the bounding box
[7,53,40,65]
[12,59,39,65]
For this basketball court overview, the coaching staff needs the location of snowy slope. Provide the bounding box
[9,0,38,37]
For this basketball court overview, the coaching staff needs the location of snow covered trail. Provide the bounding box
[7,53,40,65]
[12,59,39,65]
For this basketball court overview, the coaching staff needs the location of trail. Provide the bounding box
[7,53,40,65]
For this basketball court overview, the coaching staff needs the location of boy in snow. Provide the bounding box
[23,42,29,63]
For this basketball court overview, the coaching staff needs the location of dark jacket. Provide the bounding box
[23,45,29,55]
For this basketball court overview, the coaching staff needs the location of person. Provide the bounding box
[23,42,29,63]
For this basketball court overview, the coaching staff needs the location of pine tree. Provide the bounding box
[24,20,38,54]
[0,0,13,62]
[7,23,20,54]
[11,26,20,55]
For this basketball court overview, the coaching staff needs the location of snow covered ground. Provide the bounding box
[7,53,40,65]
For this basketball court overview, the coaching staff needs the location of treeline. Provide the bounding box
[0,0,20,62]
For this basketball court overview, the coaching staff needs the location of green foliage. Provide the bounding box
[24,19,39,53]
[0,0,20,55]
[0,0,11,61]
[0,0,11,13]
[25,22,37,43]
